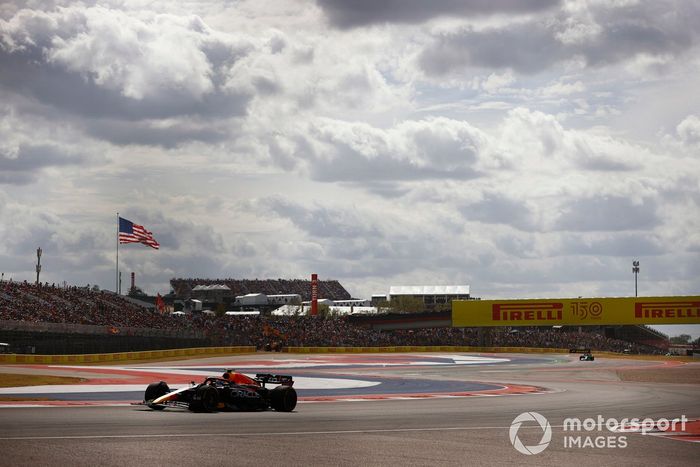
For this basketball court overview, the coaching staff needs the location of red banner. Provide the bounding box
[311,273,318,316]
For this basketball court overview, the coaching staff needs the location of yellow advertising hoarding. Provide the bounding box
[452,296,700,327]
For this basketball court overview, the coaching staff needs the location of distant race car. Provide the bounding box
[579,353,595,361]
[143,369,297,412]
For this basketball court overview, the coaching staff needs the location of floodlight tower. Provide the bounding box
[632,260,640,297]
[35,247,42,285]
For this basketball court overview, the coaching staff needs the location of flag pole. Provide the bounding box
[116,212,119,294]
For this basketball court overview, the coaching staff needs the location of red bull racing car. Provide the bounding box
[143,369,297,412]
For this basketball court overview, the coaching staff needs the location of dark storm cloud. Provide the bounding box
[316,0,559,29]
[555,196,660,232]
[0,144,84,185]
[418,1,700,76]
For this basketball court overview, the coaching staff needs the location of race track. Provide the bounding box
[1,353,698,466]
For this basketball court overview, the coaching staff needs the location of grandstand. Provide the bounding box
[0,280,671,355]
[0,281,174,329]
[386,285,472,309]
[171,278,351,302]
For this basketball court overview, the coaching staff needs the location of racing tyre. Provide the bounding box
[270,386,297,412]
[189,385,219,412]
[145,381,170,410]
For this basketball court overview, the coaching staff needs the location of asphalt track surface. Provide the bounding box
[1,353,698,466]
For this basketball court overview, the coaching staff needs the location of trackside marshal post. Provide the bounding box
[452,296,700,327]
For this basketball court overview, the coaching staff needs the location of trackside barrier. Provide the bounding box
[0,346,256,364]
[282,346,570,354]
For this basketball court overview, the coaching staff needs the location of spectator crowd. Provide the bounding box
[0,281,174,329]
[1,280,662,354]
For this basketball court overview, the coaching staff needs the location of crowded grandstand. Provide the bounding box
[0,278,669,355]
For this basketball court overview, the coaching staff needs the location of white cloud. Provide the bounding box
[479,71,515,93]
[676,114,700,146]
[0,0,697,306]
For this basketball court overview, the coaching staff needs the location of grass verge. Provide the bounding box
[0,373,85,388]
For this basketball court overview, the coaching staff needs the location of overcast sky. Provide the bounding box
[1,1,699,338]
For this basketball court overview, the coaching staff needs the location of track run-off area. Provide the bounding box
[1,352,698,466]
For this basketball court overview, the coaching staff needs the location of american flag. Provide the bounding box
[118,217,160,249]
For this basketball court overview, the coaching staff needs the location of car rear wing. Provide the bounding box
[255,373,294,387]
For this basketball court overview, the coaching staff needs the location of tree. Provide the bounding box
[388,296,425,314]
[127,286,147,298]
[309,304,332,318]
[670,334,692,344]
[433,302,452,312]
[375,300,392,314]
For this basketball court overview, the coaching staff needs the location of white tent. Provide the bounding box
[225,311,260,316]
[234,293,268,306]
[271,305,305,316]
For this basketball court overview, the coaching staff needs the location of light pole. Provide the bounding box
[632,260,640,297]
[36,247,42,285]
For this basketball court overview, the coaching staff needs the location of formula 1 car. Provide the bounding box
[143,369,297,412]
[579,352,595,361]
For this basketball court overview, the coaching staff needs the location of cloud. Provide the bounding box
[676,114,700,146]
[0,143,85,185]
[461,192,537,231]
[316,0,559,29]
[83,118,232,148]
[559,232,664,257]
[0,5,254,122]
[0,1,698,303]
[419,24,563,76]
[555,195,660,232]
[417,1,700,76]
[496,107,642,172]
[259,196,381,240]
[303,117,488,182]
